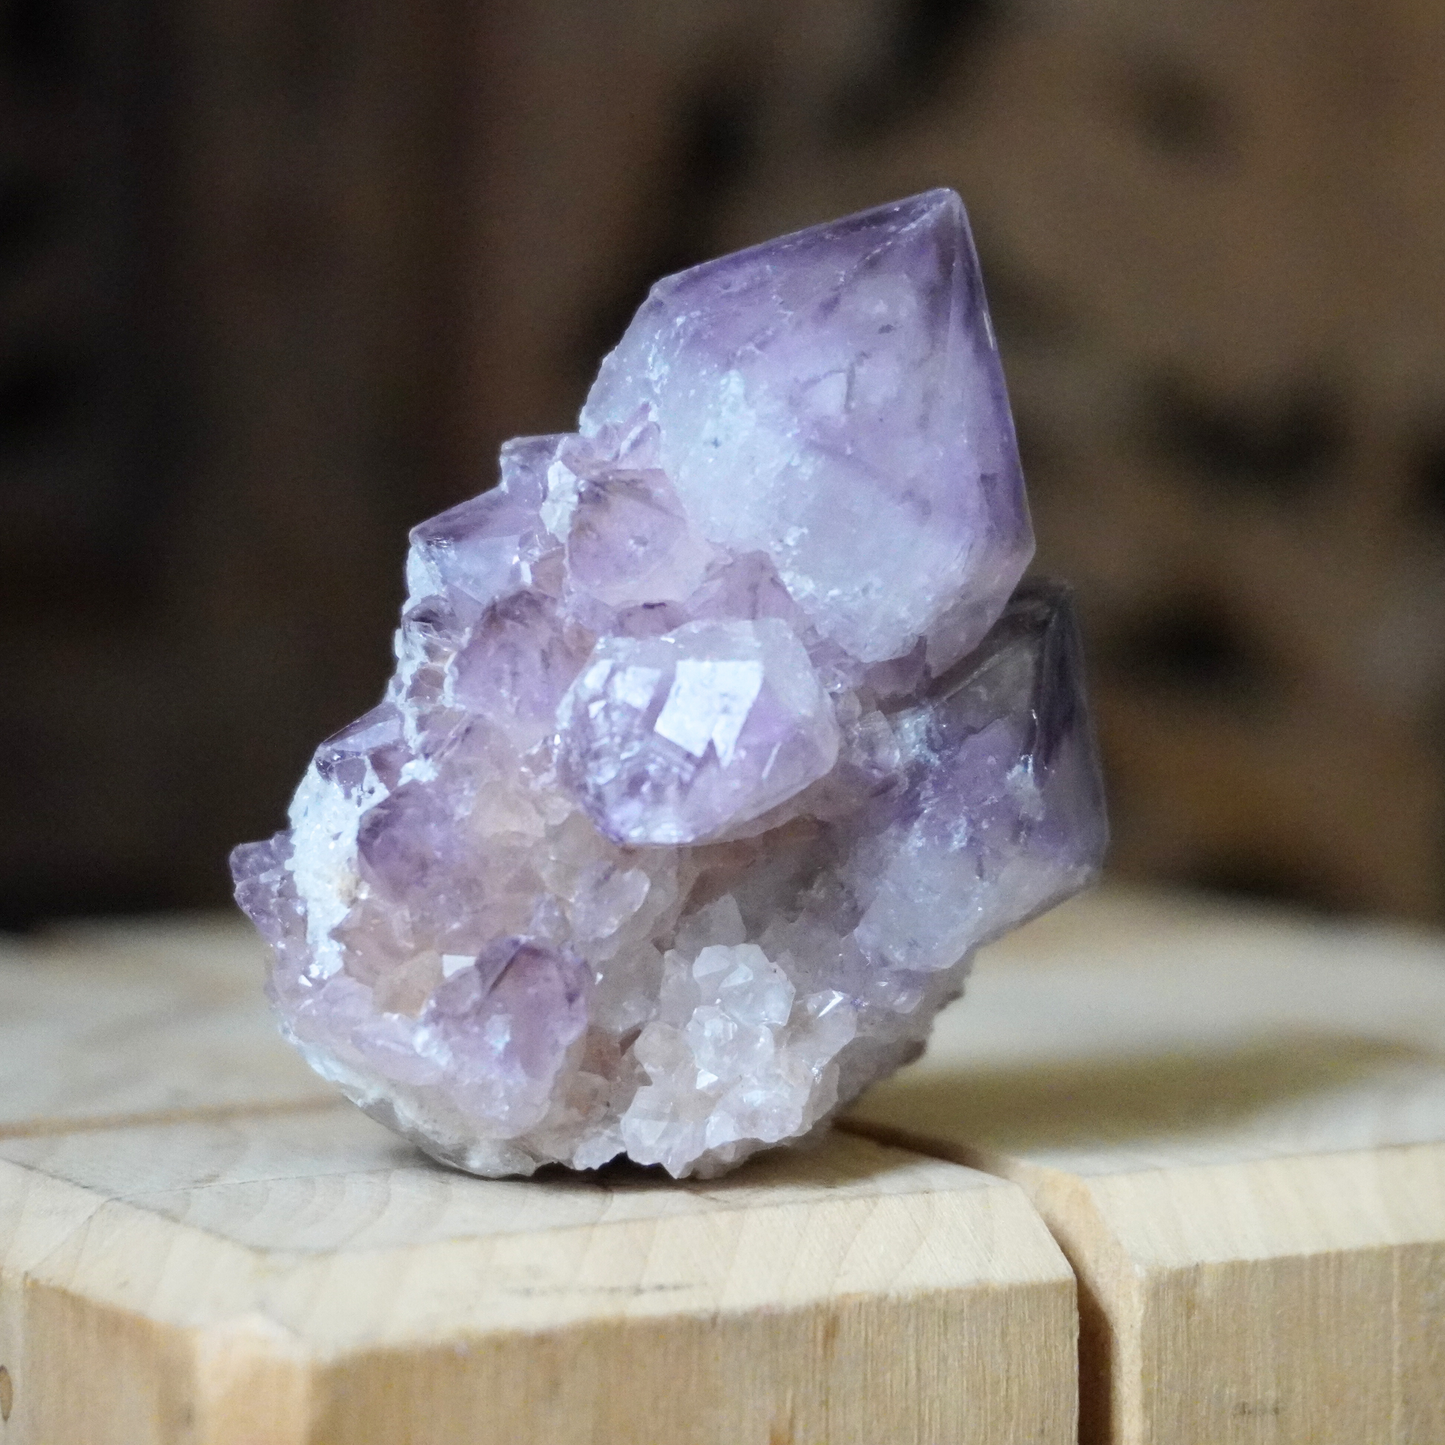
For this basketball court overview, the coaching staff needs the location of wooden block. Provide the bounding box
[845,886,1445,1445]
[0,917,334,1130]
[0,921,1076,1445]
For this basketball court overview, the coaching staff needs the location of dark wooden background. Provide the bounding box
[4,0,1442,926]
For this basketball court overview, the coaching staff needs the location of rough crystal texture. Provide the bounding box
[231,190,1107,1178]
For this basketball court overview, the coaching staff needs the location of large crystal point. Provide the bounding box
[231,191,1107,1179]
[581,188,1033,669]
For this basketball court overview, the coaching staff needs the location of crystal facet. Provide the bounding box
[231,190,1107,1178]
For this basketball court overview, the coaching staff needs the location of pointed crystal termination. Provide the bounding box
[581,188,1033,670]
[230,191,1107,1180]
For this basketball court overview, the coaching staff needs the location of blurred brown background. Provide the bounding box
[3,0,1443,928]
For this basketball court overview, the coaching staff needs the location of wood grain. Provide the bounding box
[845,886,1445,1445]
[0,918,331,1131]
[0,918,1076,1445]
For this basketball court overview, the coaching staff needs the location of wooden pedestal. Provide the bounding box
[4,888,1443,1442]
[0,920,1073,1445]
[847,887,1445,1445]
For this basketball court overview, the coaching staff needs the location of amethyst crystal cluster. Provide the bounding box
[232,190,1107,1178]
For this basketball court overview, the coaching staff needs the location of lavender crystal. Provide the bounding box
[231,189,1107,1178]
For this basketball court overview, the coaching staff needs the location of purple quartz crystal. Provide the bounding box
[556,617,840,846]
[231,190,1107,1178]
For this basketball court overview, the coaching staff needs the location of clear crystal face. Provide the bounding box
[555,617,840,847]
[231,191,1107,1179]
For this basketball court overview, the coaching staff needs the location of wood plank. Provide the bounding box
[845,886,1445,1445]
[0,917,332,1131]
[0,921,1077,1445]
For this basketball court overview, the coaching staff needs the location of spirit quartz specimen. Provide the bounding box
[231,189,1107,1178]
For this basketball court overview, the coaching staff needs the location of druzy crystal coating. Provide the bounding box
[231,190,1107,1178]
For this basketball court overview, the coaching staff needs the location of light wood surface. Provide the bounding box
[7,892,1442,1444]
[0,918,334,1132]
[845,886,1445,1445]
[0,918,1076,1445]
